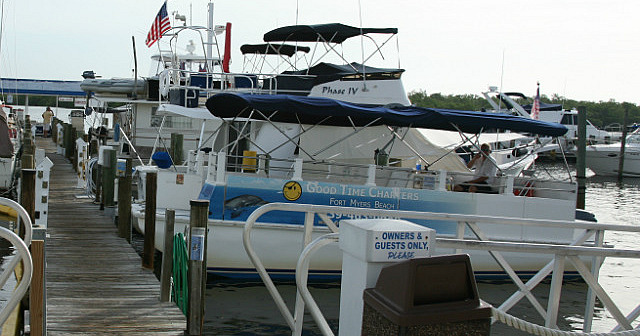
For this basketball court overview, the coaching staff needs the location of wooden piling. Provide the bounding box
[51,118,58,143]
[71,127,78,171]
[171,133,184,165]
[576,106,587,210]
[20,169,36,225]
[102,149,116,208]
[617,107,629,182]
[187,200,209,336]
[63,124,73,159]
[160,209,175,302]
[117,158,132,241]
[29,238,45,336]
[142,171,157,269]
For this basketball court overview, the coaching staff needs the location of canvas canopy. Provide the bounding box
[263,23,398,44]
[205,93,568,137]
[240,44,311,56]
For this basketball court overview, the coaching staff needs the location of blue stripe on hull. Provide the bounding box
[207,267,582,282]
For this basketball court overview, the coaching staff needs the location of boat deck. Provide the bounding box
[36,137,186,335]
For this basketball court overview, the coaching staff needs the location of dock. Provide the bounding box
[37,138,186,335]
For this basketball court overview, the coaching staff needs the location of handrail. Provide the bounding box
[0,197,33,246]
[0,226,32,326]
[242,203,640,335]
[0,197,33,327]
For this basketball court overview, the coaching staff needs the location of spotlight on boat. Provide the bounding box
[82,70,97,79]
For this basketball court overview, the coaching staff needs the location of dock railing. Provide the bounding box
[0,197,33,328]
[242,203,640,336]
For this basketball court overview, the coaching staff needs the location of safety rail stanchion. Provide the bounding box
[294,233,339,336]
[242,203,640,335]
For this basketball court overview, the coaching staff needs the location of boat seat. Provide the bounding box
[234,75,258,89]
[190,74,212,89]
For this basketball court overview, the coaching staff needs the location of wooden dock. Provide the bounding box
[36,138,186,335]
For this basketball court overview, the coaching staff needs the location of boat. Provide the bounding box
[81,4,589,279]
[0,103,19,194]
[482,86,615,153]
[128,92,586,279]
[585,127,640,177]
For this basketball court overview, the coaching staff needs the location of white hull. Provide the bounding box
[131,181,581,279]
[0,157,14,190]
[585,143,640,177]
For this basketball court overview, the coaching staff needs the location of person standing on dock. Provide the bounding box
[42,107,54,138]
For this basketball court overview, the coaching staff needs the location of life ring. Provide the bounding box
[159,70,171,97]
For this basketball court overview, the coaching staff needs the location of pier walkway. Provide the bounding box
[36,138,186,335]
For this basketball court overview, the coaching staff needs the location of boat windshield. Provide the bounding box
[627,128,640,144]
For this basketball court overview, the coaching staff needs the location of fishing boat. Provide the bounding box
[585,128,640,177]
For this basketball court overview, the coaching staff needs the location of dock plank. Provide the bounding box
[37,138,186,335]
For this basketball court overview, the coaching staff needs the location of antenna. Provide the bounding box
[358,0,368,91]
[498,49,505,111]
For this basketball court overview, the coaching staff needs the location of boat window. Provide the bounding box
[627,133,640,144]
[150,115,193,129]
[560,114,578,125]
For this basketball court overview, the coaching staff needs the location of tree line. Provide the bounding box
[408,90,640,129]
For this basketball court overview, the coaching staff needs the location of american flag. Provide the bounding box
[145,1,171,48]
[531,82,540,120]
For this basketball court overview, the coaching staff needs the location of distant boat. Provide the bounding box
[585,128,640,177]
[482,87,615,152]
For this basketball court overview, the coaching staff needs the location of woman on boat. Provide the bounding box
[454,143,498,193]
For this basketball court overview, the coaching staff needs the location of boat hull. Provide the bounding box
[585,144,640,177]
[131,172,582,280]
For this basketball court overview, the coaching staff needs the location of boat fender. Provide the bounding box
[159,70,171,97]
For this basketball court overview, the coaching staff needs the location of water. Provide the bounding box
[200,162,640,335]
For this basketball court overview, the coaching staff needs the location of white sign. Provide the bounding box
[370,230,434,262]
[58,96,74,102]
[74,97,87,107]
[6,94,12,104]
[190,227,206,261]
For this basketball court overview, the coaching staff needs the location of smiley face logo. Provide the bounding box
[283,181,302,201]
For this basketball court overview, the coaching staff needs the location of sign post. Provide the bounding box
[338,219,435,336]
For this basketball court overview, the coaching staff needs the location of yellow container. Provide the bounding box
[242,150,258,172]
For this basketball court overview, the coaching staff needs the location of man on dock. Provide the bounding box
[42,107,54,138]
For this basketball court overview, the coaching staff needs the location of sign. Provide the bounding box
[370,229,434,262]
[74,97,87,107]
[190,227,206,261]
[6,94,12,104]
[58,97,74,102]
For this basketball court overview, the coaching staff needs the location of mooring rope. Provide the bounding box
[493,307,640,336]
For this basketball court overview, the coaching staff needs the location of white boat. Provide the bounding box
[83,5,588,279]
[0,104,19,194]
[130,92,583,279]
[585,128,640,177]
[482,87,615,152]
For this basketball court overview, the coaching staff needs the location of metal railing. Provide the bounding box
[0,197,33,326]
[242,203,640,336]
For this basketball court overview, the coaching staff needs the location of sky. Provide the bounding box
[1,0,639,104]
